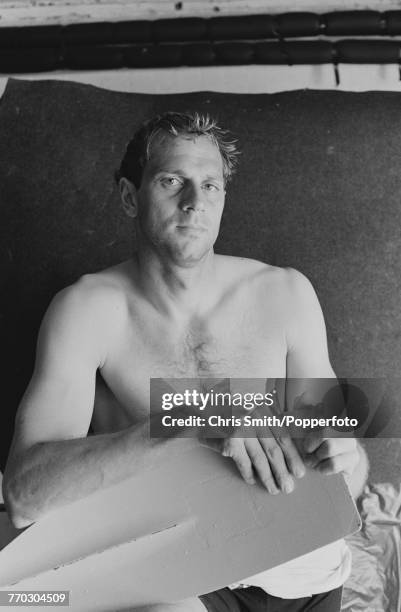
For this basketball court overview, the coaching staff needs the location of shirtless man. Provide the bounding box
[3,112,368,612]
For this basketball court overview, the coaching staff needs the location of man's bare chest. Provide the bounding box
[98,301,287,423]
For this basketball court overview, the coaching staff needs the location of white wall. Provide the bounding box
[2,64,401,99]
[1,0,401,27]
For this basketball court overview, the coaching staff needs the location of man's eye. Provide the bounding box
[203,183,219,192]
[162,177,181,186]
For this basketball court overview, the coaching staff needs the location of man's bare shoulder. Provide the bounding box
[48,261,133,332]
[75,260,133,296]
[215,255,312,296]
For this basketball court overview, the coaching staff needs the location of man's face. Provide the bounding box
[135,134,226,266]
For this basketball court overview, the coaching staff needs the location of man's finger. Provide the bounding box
[274,434,305,479]
[222,438,255,485]
[313,438,356,462]
[244,438,279,494]
[314,451,359,476]
[258,437,294,493]
[303,425,349,455]
[304,438,358,470]
[302,430,326,454]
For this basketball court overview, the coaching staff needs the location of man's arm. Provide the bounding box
[2,279,180,529]
[285,268,369,498]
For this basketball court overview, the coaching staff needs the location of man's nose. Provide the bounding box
[180,182,205,212]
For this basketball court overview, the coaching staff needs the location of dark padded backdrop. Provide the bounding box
[0,79,400,477]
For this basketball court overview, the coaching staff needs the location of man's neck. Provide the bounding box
[134,249,217,319]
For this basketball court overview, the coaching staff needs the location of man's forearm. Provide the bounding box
[3,420,189,529]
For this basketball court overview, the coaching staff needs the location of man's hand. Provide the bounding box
[201,433,306,495]
[302,433,359,477]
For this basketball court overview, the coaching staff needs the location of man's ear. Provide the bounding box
[119,177,139,218]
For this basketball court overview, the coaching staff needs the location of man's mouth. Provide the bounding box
[176,225,207,232]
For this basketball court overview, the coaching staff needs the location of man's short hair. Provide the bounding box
[115,111,240,188]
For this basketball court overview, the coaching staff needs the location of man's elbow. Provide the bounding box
[2,473,37,530]
[6,509,34,530]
